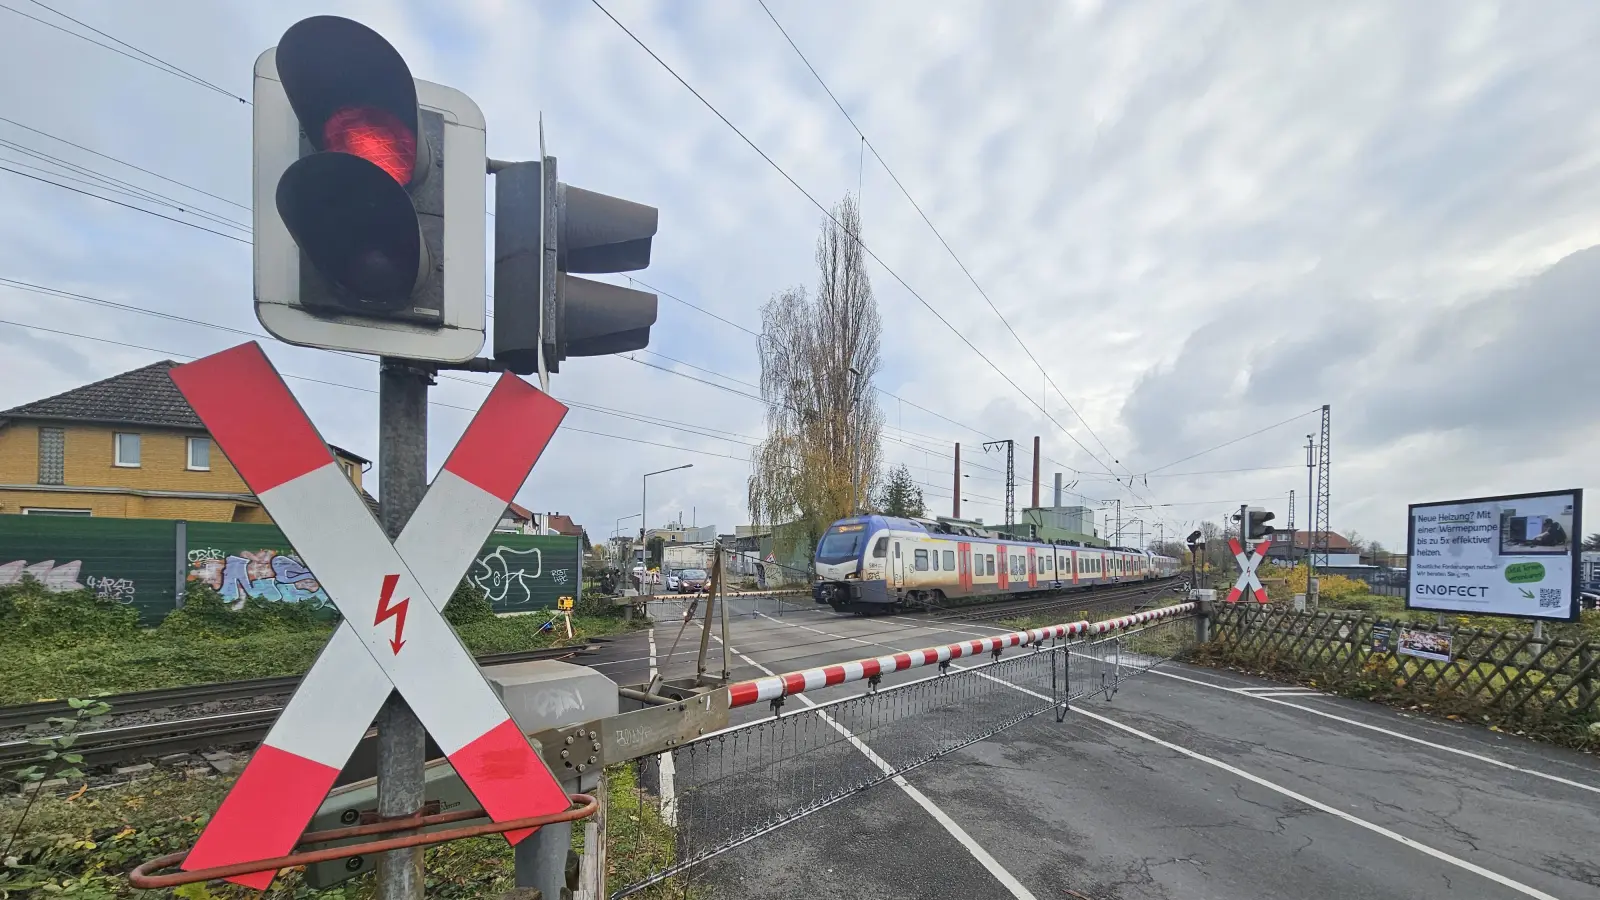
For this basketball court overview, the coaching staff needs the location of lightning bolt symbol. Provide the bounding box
[375,573,409,655]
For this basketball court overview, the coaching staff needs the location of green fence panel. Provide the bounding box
[0,516,177,625]
[470,534,582,613]
[184,521,337,618]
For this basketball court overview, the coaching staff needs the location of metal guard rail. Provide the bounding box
[727,602,1197,708]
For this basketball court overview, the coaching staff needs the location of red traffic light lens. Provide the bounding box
[324,106,416,184]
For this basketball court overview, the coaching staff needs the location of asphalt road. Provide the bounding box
[610,595,1600,900]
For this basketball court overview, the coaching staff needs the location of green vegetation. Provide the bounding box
[1,762,686,898]
[1318,591,1600,643]
[0,577,643,706]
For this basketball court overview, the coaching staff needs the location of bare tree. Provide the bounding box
[749,193,884,557]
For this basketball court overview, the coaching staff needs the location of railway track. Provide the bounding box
[0,643,599,772]
[935,577,1187,623]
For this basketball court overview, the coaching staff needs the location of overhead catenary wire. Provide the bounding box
[587,0,1124,482]
[4,0,248,104]
[754,0,1132,480]
[0,113,1032,481]
[0,317,755,463]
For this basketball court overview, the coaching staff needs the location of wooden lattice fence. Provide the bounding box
[1209,605,1600,724]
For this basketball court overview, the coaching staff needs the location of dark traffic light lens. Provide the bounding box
[324,106,416,184]
[277,152,429,311]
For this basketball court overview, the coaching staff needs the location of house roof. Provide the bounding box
[0,360,370,464]
[505,501,533,522]
[546,513,583,537]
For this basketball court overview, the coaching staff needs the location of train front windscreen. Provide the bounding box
[817,522,868,564]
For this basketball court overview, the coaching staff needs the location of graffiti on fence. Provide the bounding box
[188,547,331,610]
[471,545,543,606]
[0,559,87,593]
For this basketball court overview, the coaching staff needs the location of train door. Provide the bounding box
[1069,550,1078,585]
[1026,547,1038,588]
[891,540,905,588]
[996,544,1009,590]
[957,541,972,592]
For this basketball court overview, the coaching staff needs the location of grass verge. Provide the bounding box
[1,762,696,898]
[0,580,644,706]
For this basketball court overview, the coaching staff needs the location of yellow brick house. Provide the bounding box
[0,360,373,522]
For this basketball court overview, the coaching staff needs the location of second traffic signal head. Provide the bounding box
[253,15,486,362]
[493,156,659,376]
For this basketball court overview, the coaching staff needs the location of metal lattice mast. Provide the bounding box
[1287,489,1296,530]
[1311,404,1332,568]
[983,439,1015,530]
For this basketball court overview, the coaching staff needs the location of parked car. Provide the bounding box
[677,568,709,593]
[665,572,680,591]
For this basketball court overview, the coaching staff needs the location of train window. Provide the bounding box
[914,549,929,571]
[986,554,996,576]
[872,537,888,559]
[931,549,940,571]
[943,550,955,570]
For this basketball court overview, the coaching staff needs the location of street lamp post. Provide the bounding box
[613,513,641,569]
[642,464,693,597]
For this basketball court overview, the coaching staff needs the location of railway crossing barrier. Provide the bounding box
[593,603,1200,898]
[132,344,591,890]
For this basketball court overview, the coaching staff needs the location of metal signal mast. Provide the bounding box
[1311,404,1332,568]
[982,439,1015,531]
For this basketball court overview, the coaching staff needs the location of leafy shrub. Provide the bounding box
[0,576,138,643]
[159,582,322,636]
[443,578,496,626]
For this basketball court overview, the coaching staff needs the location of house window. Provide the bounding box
[187,437,211,471]
[914,549,929,571]
[943,550,955,570]
[37,427,64,485]
[114,432,141,467]
[22,507,90,516]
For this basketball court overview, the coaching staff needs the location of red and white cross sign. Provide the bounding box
[1226,537,1272,604]
[169,343,571,889]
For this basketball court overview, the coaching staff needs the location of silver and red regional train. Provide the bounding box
[812,515,1181,613]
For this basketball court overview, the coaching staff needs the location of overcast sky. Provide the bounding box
[1,0,1596,551]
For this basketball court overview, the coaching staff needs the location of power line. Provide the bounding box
[0,316,754,463]
[0,114,1018,470]
[6,0,248,104]
[588,0,1120,482]
[0,277,762,452]
[1142,407,1324,475]
[0,115,248,210]
[755,0,1129,478]
[0,144,250,234]
[0,163,252,244]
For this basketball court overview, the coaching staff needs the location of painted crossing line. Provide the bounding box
[171,343,571,888]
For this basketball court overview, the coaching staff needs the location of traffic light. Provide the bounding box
[1246,507,1276,540]
[253,15,487,363]
[493,155,659,377]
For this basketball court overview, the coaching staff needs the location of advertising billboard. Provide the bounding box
[1407,489,1582,621]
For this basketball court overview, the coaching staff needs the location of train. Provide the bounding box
[812,515,1182,613]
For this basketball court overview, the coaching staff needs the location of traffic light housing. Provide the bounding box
[493,155,659,377]
[1246,507,1276,540]
[253,15,486,363]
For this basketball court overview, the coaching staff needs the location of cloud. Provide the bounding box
[1,0,1598,550]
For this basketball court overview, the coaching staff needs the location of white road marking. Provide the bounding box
[1065,704,1561,900]
[647,627,677,826]
[758,613,1565,900]
[695,619,1037,899]
[1150,668,1600,796]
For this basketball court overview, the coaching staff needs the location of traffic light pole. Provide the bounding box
[376,359,433,900]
